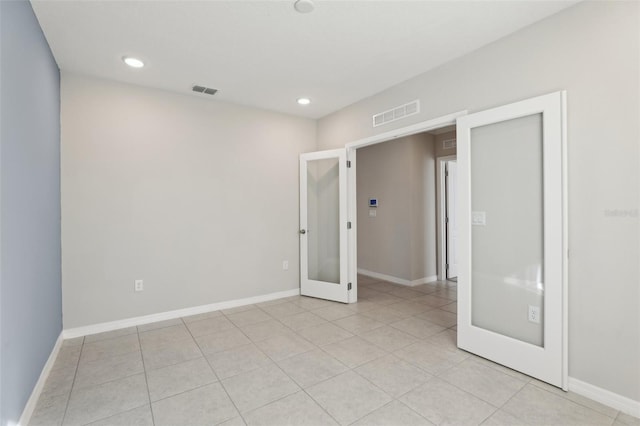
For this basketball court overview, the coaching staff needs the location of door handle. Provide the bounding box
[299,229,306,234]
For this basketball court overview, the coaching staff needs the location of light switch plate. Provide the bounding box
[472,211,486,226]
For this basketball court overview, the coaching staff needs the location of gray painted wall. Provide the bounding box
[357,133,437,282]
[61,73,316,328]
[0,1,62,424]
[318,1,640,402]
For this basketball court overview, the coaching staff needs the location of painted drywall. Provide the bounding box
[356,133,437,282]
[0,1,62,424]
[318,1,640,402]
[434,130,457,157]
[61,73,316,328]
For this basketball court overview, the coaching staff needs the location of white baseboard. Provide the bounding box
[569,377,640,418]
[63,288,300,339]
[18,332,64,426]
[358,268,438,287]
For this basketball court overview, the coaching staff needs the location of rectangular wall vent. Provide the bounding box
[442,138,457,150]
[372,100,420,127]
[192,85,218,96]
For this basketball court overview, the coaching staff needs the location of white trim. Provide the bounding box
[347,147,358,303]
[358,268,438,287]
[18,332,64,426]
[63,288,300,339]
[436,155,457,281]
[568,377,640,418]
[346,110,467,150]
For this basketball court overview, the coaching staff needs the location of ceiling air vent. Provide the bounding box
[442,138,457,150]
[192,85,218,96]
[372,100,420,127]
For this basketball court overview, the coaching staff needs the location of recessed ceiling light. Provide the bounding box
[294,0,314,14]
[122,56,144,68]
[297,97,311,105]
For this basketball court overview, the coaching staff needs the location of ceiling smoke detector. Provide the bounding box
[294,0,314,14]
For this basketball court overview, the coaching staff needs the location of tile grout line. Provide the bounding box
[58,338,84,426]
[136,324,157,426]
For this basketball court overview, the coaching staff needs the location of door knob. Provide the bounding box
[300,229,306,234]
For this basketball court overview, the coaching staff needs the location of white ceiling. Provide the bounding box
[31,0,578,119]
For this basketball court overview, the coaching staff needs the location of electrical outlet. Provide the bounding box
[528,305,541,324]
[282,260,289,271]
[134,279,144,292]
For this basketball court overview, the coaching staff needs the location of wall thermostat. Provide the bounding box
[369,198,378,207]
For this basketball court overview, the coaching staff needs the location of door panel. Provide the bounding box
[446,161,458,279]
[457,92,567,388]
[300,149,349,303]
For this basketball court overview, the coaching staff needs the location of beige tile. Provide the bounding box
[360,292,405,306]
[141,337,202,370]
[387,287,427,300]
[138,324,192,349]
[62,336,84,347]
[355,354,432,398]
[438,358,527,406]
[240,319,292,342]
[222,364,300,413]
[146,357,217,401]
[386,300,434,316]
[75,350,144,389]
[29,392,68,426]
[277,349,348,388]
[226,308,273,327]
[84,327,137,343]
[400,378,496,425]
[502,384,615,425]
[206,343,273,379]
[481,409,528,426]
[429,288,457,300]
[306,371,392,425]
[255,332,316,361]
[243,391,338,426]
[184,315,236,337]
[389,317,446,339]
[53,345,82,370]
[64,374,149,426]
[413,294,452,307]
[529,379,619,418]
[86,405,153,426]
[296,322,354,346]
[415,309,457,328]
[260,302,307,318]
[425,329,459,353]
[616,412,640,426]
[195,327,251,355]
[181,310,223,323]
[220,417,247,426]
[352,400,433,426]
[312,304,356,321]
[360,326,418,351]
[278,311,328,331]
[345,300,379,313]
[365,282,398,293]
[361,306,406,324]
[137,318,183,332]
[256,297,291,307]
[80,334,140,363]
[322,336,387,368]
[440,301,457,313]
[152,382,238,426]
[222,304,257,315]
[40,365,76,398]
[291,296,337,310]
[332,314,385,334]
[394,341,467,375]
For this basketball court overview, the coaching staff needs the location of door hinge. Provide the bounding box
[347,221,352,229]
[446,216,449,224]
[445,170,449,177]
[348,282,352,290]
[346,160,351,168]
[446,264,449,270]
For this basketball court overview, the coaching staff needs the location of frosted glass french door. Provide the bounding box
[299,149,349,303]
[457,92,567,388]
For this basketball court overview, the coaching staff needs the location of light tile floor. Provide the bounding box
[30,275,639,426]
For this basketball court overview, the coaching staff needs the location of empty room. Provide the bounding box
[1,1,638,425]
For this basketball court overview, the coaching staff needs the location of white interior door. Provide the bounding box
[300,149,349,303]
[446,161,458,279]
[457,92,567,388]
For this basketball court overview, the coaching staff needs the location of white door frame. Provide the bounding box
[436,155,457,281]
[344,111,468,300]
